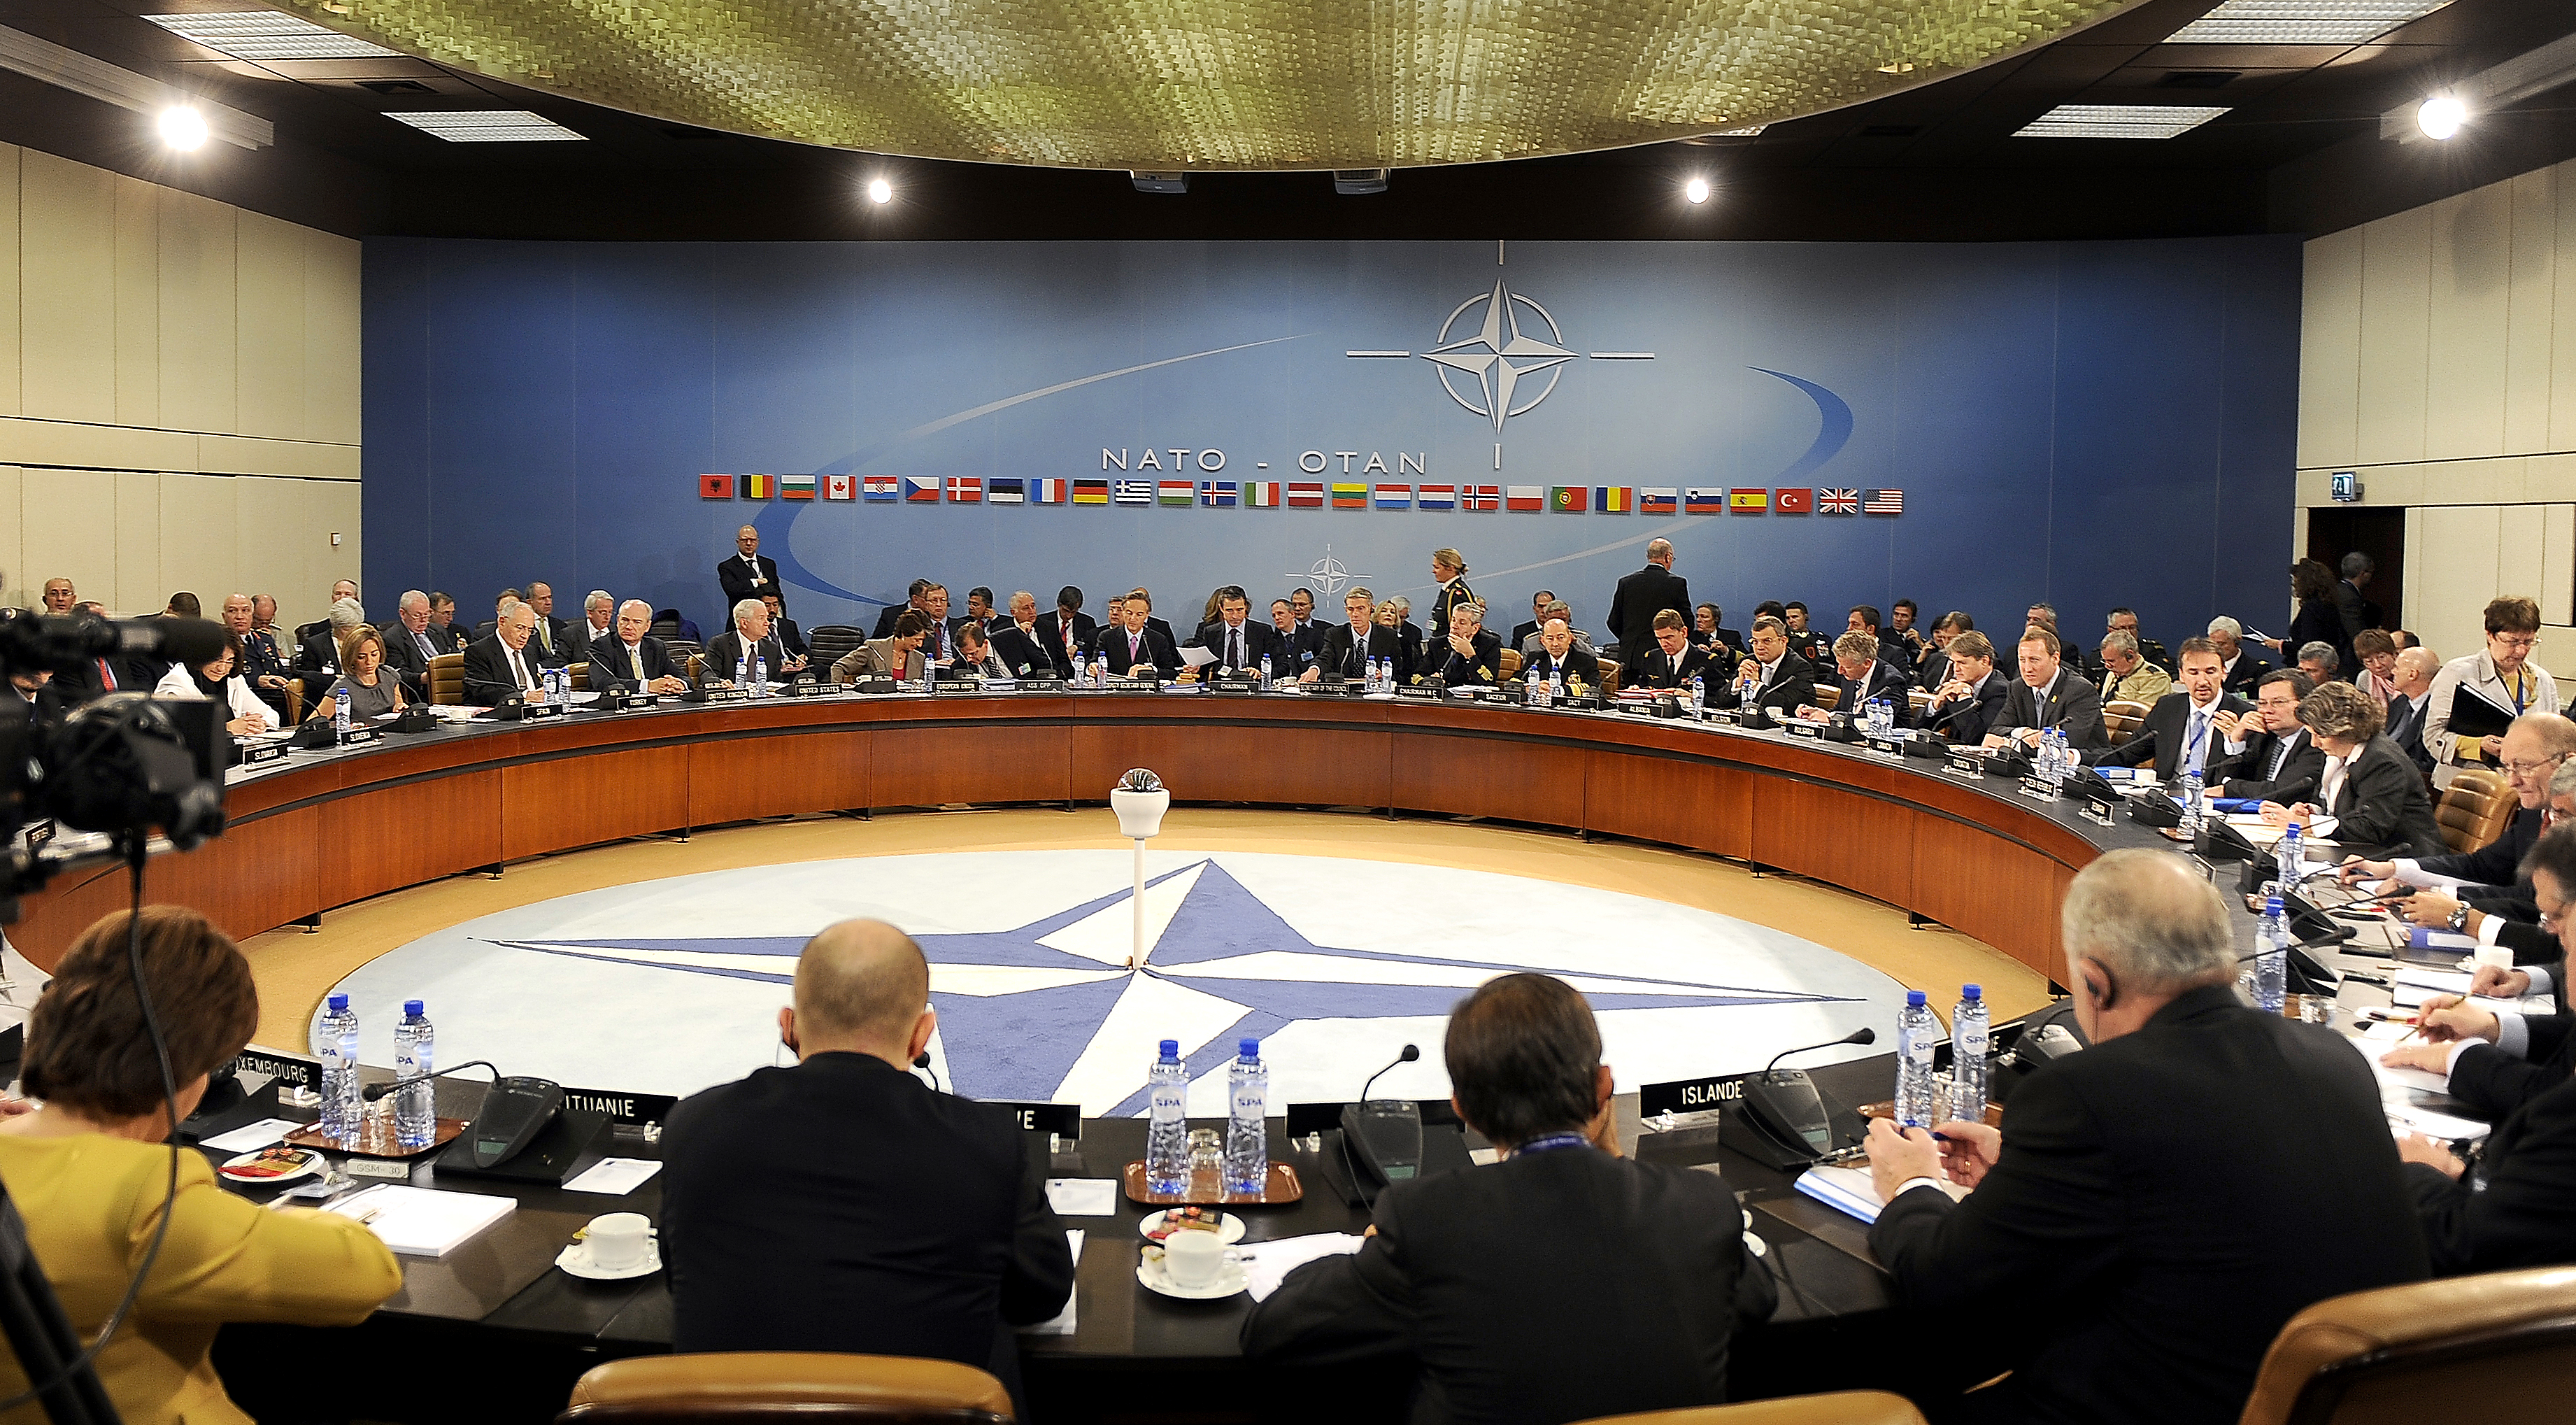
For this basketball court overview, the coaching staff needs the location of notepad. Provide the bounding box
[199,1118,301,1154]
[325,1184,515,1257]
[1791,1163,1966,1225]
[1238,1232,1366,1303]
[562,1158,662,1196]
[1044,1179,1119,1217]
[2393,966,2475,995]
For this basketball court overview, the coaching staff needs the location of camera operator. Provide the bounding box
[152,633,271,739]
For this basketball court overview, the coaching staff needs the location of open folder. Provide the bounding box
[2445,685,2516,744]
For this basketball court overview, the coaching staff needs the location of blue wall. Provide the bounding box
[363,236,2301,649]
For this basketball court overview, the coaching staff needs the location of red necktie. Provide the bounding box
[97,658,116,690]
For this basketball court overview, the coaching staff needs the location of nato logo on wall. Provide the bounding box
[363,235,2298,647]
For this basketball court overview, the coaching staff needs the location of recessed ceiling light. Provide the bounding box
[866,176,892,204]
[385,110,586,143]
[144,10,402,60]
[2417,94,2467,139]
[2166,0,2452,46]
[2014,104,2230,139]
[1683,176,1710,204]
[157,106,208,150]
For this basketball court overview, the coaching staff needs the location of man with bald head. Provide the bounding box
[461,597,546,706]
[2385,644,2442,776]
[589,600,688,695]
[662,919,1072,1415]
[1863,849,2425,1425]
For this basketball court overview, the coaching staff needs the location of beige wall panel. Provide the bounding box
[113,470,159,614]
[2532,453,2576,503]
[2425,185,2512,460]
[2414,504,2505,660]
[303,230,360,446]
[2356,205,2434,466]
[195,434,359,481]
[2557,157,2576,454]
[21,469,118,611]
[158,472,238,613]
[237,477,360,633]
[234,212,306,442]
[111,174,158,428]
[0,465,20,607]
[2545,505,2576,628]
[2300,227,2365,470]
[157,187,236,437]
[19,153,118,425]
[2505,167,2558,456]
[2421,455,2526,506]
[2542,625,2574,687]
[0,417,196,473]
[0,145,20,419]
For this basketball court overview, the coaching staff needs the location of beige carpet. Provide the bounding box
[239,807,2055,1053]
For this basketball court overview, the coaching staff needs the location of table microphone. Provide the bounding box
[1738,1029,1877,1164]
[1340,1044,1423,1204]
[1358,1043,1420,1104]
[360,1058,498,1102]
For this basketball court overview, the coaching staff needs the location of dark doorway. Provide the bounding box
[2307,506,2405,634]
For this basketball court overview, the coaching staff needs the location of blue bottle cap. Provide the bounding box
[1239,1038,1259,1058]
[1159,1039,1179,1059]
[327,991,348,1011]
[2266,896,2284,914]
[1906,989,1926,1007]
[404,999,425,1016]
[1962,984,1981,1000]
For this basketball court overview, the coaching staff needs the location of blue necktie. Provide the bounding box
[2181,710,2207,777]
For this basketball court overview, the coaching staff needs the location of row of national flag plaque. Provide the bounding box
[699,474,1903,517]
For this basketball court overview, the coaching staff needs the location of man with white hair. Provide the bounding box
[590,600,688,696]
[2205,616,2272,700]
[1863,849,2426,1425]
[380,590,444,701]
[462,597,545,706]
[571,590,615,665]
[295,596,367,687]
[704,597,804,686]
[2386,644,2442,775]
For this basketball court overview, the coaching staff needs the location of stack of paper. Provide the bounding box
[1237,1233,1365,1302]
[325,1184,514,1257]
[1792,1163,1966,1225]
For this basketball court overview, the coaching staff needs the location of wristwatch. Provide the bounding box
[2449,905,2471,933]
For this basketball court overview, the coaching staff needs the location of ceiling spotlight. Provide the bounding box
[2417,94,2467,141]
[1683,176,1710,204]
[866,176,893,204]
[157,106,210,151]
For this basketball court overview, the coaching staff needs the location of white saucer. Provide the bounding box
[1138,1210,1246,1245]
[1136,1253,1246,1300]
[556,1240,661,1281]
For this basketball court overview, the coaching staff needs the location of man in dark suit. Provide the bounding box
[462,600,548,706]
[704,598,806,684]
[663,919,1073,1416]
[986,593,1056,679]
[1923,631,2012,744]
[292,579,358,654]
[1524,618,1600,688]
[2335,553,2376,679]
[294,599,364,693]
[1881,598,1930,678]
[2212,669,2324,802]
[1867,850,2428,1425]
[1186,588,1283,679]
[219,593,294,719]
[1629,611,1714,700]
[522,581,575,663]
[1269,599,1321,678]
[1779,602,1832,667]
[2385,645,2440,776]
[1800,630,1912,726]
[1507,590,1555,654]
[760,592,808,662]
[1414,601,1503,690]
[718,525,780,615]
[1606,539,1690,672]
[425,592,470,653]
[2209,618,2275,700]
[916,583,976,669]
[567,590,616,667]
[2088,638,2248,779]
[587,599,690,695]
[1844,606,1917,685]
[873,579,931,639]
[1694,604,1745,663]
[1989,626,2108,751]
[1092,593,1179,679]
[1304,587,1406,683]
[1912,611,1972,693]
[2269,681,2445,856]
[379,590,448,703]
[1246,972,1773,1425]
[1712,616,1815,718]
[1030,587,1097,679]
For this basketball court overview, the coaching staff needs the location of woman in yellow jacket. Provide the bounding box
[0,906,401,1425]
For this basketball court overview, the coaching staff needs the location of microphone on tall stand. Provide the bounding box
[1360,1044,1420,1103]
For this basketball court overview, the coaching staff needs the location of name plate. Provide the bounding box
[1944,749,1988,778]
[627,693,662,708]
[338,726,381,747]
[524,701,567,718]
[932,681,984,695]
[234,1049,322,1092]
[1785,720,1826,740]
[1707,707,1742,726]
[777,679,823,697]
[702,686,748,703]
[241,742,290,766]
[1639,1072,1749,1117]
[2016,776,2061,803]
[984,1100,1082,1137]
[1016,678,1068,692]
[1397,683,1440,700]
[560,1085,681,1126]
[1104,677,1159,693]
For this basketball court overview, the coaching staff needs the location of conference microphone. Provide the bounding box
[361,1058,499,1102]
[1358,1043,1420,1104]
[912,1051,941,1091]
[1763,1027,1876,1076]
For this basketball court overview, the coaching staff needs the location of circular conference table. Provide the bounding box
[10,688,2169,1425]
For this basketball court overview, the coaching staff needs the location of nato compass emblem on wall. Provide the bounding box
[1347,242,1653,465]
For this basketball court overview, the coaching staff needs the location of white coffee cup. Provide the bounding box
[1162,1228,1230,1289]
[585,1212,651,1271]
[2474,945,2513,974]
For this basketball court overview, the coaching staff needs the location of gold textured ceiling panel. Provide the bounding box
[276,0,2133,170]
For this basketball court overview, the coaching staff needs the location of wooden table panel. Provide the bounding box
[1749,773,1915,907]
[1072,722,1391,807]
[501,747,691,860]
[322,770,503,907]
[874,723,1072,807]
[688,730,869,824]
[1582,749,1753,858]
[1390,729,1586,825]
[1907,815,2069,979]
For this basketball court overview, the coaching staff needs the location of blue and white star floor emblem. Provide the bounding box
[326,852,1911,1114]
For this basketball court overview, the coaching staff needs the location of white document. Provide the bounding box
[2342,1035,2449,1093]
[2387,1103,2491,1142]
[1044,1179,1120,1217]
[1791,1163,1968,1225]
[200,1118,301,1154]
[2394,967,2475,995]
[325,1184,515,1257]
[1019,1231,1085,1335]
[1238,1232,1367,1303]
[562,1157,663,1196]
[1176,645,1218,668]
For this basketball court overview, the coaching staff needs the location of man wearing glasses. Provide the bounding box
[2425,596,2561,788]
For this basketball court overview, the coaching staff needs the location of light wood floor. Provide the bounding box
[238,807,2056,1052]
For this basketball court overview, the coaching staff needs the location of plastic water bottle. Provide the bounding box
[392,1000,435,1149]
[735,648,750,689]
[1259,653,1272,690]
[1225,1039,1267,1196]
[1091,655,1107,688]
[2254,896,2289,1014]
[332,683,350,736]
[1549,667,1564,699]
[2277,821,2303,891]
[2179,770,2205,839]
[312,992,360,1143]
[1895,990,1941,1129]
[1951,985,1988,1123]
[752,648,767,696]
[1145,1040,1190,1195]
[1688,674,1705,719]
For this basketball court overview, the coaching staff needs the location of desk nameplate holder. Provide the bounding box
[524,701,568,718]
[1942,749,1987,783]
[1861,730,1907,759]
[933,681,983,695]
[242,742,290,766]
[2016,775,2061,804]
[338,727,381,748]
[626,693,661,708]
[1785,721,1826,741]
